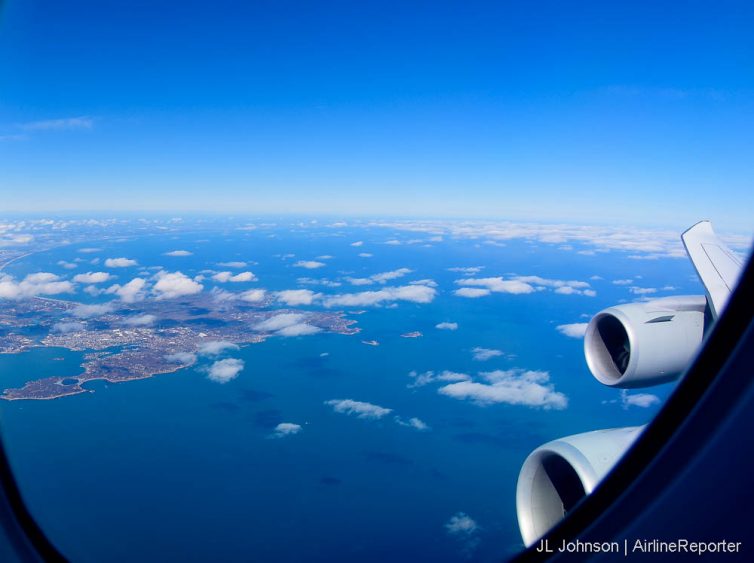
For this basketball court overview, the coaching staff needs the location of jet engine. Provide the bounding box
[584,295,708,388]
[516,427,643,547]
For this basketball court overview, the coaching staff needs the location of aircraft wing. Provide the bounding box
[682,220,744,319]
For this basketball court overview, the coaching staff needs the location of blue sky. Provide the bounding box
[1,0,752,231]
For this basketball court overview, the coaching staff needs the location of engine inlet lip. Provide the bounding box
[585,309,636,387]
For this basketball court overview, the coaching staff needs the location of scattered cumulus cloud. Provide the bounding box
[212,271,257,283]
[72,271,112,284]
[438,369,568,409]
[276,289,320,306]
[323,284,436,307]
[152,271,203,299]
[325,399,392,419]
[472,347,503,361]
[436,322,458,330]
[621,390,661,409]
[446,512,479,536]
[294,260,326,269]
[629,286,657,295]
[105,257,138,268]
[253,313,321,337]
[240,288,267,302]
[217,261,248,268]
[198,340,239,356]
[394,416,430,431]
[408,370,471,388]
[454,287,491,298]
[0,272,75,300]
[205,358,244,383]
[271,423,302,438]
[164,250,193,257]
[122,314,157,327]
[71,303,114,319]
[106,277,147,303]
[346,268,412,286]
[165,352,197,365]
[556,323,589,338]
[52,321,85,334]
[445,512,481,557]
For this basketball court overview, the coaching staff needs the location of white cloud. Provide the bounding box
[122,314,157,327]
[164,250,193,257]
[456,276,536,294]
[358,253,373,258]
[105,257,138,268]
[297,277,342,288]
[323,284,436,307]
[57,260,77,270]
[276,289,320,306]
[52,321,85,334]
[73,271,112,284]
[152,271,203,299]
[253,313,321,337]
[77,247,102,254]
[436,322,458,330]
[271,422,302,438]
[408,370,471,388]
[629,286,658,295]
[277,323,321,337]
[556,323,589,338]
[165,352,197,364]
[294,260,326,269]
[217,261,248,268]
[370,219,698,259]
[0,272,75,300]
[325,399,392,419]
[0,233,33,247]
[254,313,305,332]
[71,303,114,318]
[205,358,244,383]
[240,288,267,302]
[371,268,412,283]
[346,268,412,286]
[198,340,239,356]
[438,369,568,409]
[455,275,595,297]
[106,277,147,303]
[621,390,661,409]
[212,271,257,283]
[445,512,478,536]
[394,416,430,431]
[454,287,491,298]
[350,241,364,247]
[472,347,503,361]
[612,279,634,285]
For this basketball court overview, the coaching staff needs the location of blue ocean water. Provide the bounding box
[0,224,697,562]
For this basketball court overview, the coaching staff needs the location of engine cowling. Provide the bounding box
[516,427,643,547]
[584,295,707,388]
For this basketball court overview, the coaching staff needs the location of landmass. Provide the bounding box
[0,294,360,401]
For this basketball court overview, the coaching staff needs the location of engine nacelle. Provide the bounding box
[516,427,643,547]
[584,295,707,388]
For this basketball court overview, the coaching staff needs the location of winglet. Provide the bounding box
[682,221,744,319]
